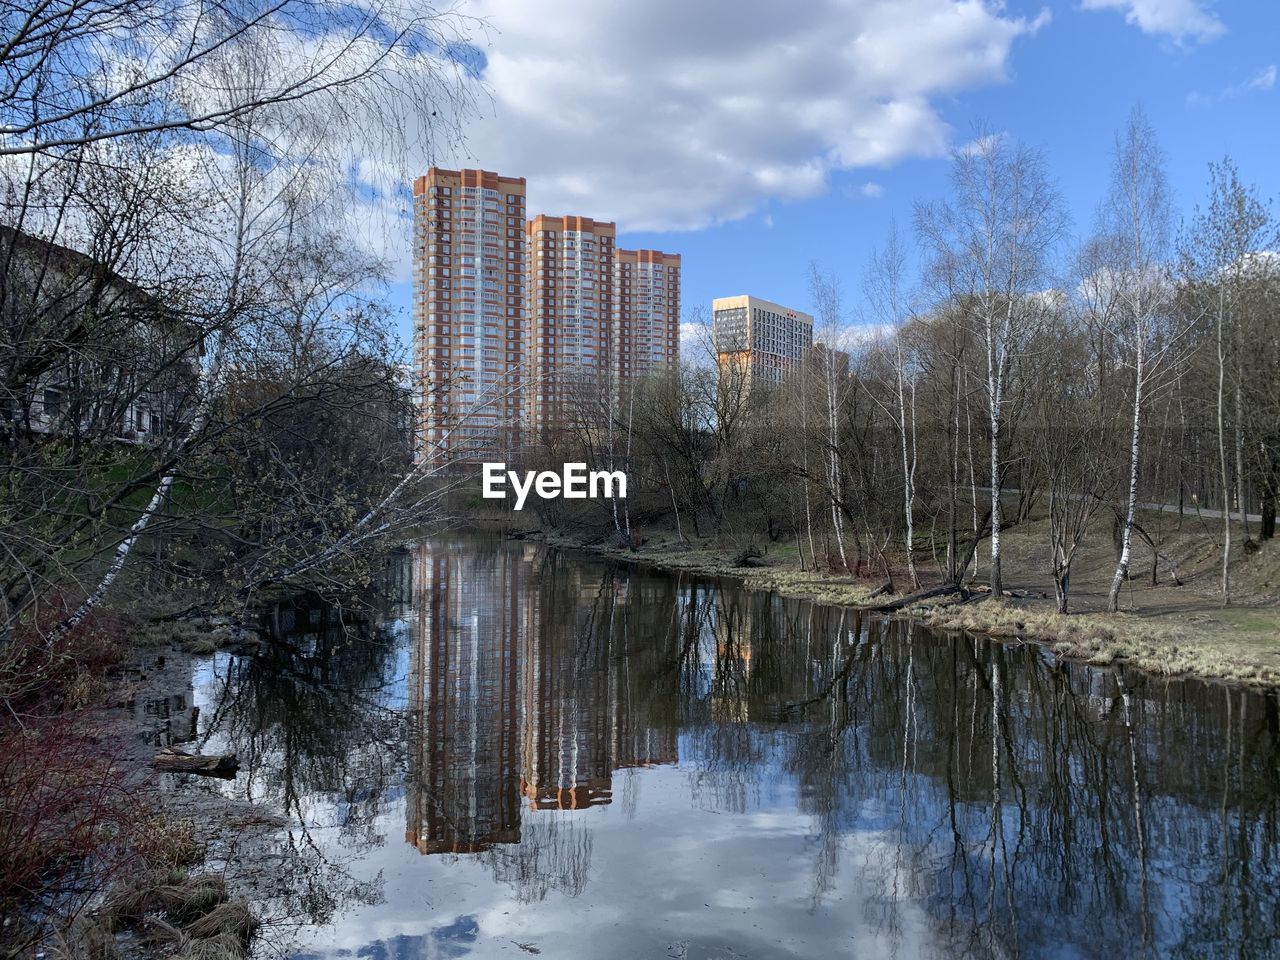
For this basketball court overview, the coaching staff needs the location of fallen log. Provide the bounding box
[153,746,239,778]
[866,584,963,613]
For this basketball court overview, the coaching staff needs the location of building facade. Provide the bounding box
[0,227,202,447]
[412,168,527,464]
[614,249,681,382]
[525,215,616,438]
[712,294,814,390]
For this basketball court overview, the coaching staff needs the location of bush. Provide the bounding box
[0,719,142,945]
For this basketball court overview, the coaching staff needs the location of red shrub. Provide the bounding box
[0,717,145,940]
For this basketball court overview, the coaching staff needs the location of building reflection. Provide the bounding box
[405,547,521,854]
[207,536,1280,955]
[405,540,678,856]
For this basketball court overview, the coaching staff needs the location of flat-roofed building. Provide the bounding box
[615,249,680,381]
[712,294,813,390]
[525,214,616,437]
[412,167,527,464]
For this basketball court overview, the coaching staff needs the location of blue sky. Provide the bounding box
[382,0,1279,349]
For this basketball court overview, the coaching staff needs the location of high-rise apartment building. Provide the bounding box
[615,249,681,381]
[712,295,814,389]
[412,168,527,464]
[525,215,616,437]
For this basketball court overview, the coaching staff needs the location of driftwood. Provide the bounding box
[152,746,239,778]
[732,545,764,567]
[865,582,894,601]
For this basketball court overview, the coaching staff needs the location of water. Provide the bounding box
[187,534,1280,959]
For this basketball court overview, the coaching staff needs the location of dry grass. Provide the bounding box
[133,816,204,872]
[99,872,258,960]
[172,931,253,960]
[132,619,254,655]
[182,900,259,942]
[538,530,882,608]
[921,599,1280,685]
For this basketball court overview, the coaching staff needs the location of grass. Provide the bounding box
[132,619,257,655]
[100,870,259,960]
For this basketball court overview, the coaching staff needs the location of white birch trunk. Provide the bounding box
[895,336,919,588]
[1108,343,1144,612]
[801,373,817,568]
[986,306,1004,598]
[1217,302,1231,602]
[47,335,228,642]
[826,357,849,572]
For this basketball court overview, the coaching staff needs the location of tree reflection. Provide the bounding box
[193,555,412,932]
[200,536,1280,957]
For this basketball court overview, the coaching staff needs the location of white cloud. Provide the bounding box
[1187,63,1276,107]
[1081,0,1225,44]
[860,182,885,199]
[1249,64,1277,91]
[454,0,1049,232]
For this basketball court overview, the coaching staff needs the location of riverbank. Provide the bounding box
[2,618,293,960]
[525,516,1280,688]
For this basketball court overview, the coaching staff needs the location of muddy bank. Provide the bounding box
[525,527,1280,688]
[9,621,300,960]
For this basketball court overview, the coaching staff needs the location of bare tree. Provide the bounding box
[864,224,920,588]
[809,265,851,572]
[1033,298,1118,612]
[0,0,475,159]
[917,130,1065,597]
[1182,159,1275,603]
[1,0,478,639]
[1097,109,1177,613]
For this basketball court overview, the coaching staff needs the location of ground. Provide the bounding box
[528,508,1280,687]
[3,625,293,960]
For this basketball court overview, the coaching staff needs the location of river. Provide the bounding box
[178,533,1280,959]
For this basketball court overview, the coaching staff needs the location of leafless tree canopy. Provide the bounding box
[1,0,479,639]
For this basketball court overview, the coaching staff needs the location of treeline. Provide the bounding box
[524,112,1279,614]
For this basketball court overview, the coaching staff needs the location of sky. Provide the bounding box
[379,0,1280,351]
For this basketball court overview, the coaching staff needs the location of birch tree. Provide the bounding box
[808,266,851,572]
[1182,159,1275,603]
[917,131,1064,597]
[1,0,477,640]
[1098,109,1176,613]
[864,224,921,588]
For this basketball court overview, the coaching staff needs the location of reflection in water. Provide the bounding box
[405,547,680,860]
[195,536,1280,959]
[406,549,522,853]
